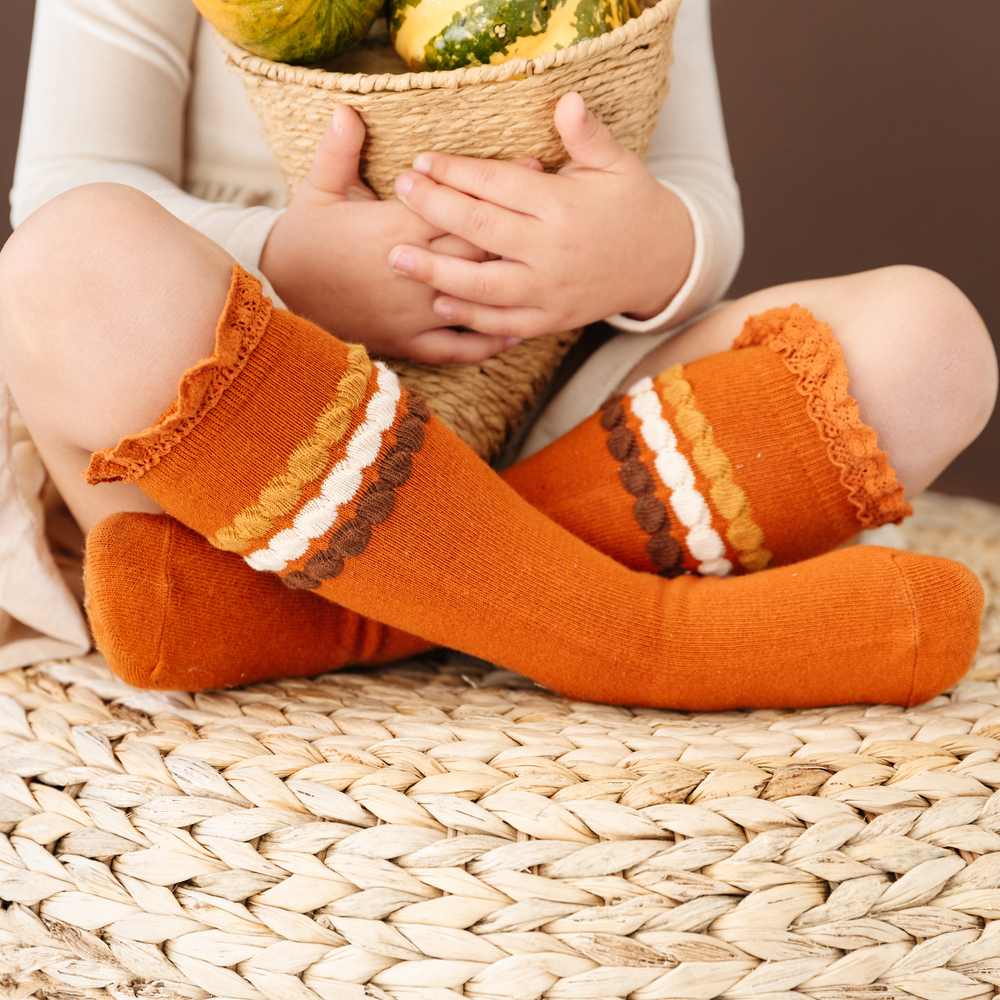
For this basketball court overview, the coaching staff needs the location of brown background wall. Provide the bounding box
[3,0,998,500]
[711,0,1000,503]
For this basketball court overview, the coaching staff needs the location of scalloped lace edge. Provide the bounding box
[85,266,271,485]
[733,305,912,529]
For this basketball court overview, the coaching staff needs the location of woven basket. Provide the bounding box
[215,0,682,460]
[2,492,1000,999]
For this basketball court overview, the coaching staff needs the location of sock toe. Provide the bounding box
[85,512,434,691]
[890,549,985,706]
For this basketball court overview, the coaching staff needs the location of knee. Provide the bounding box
[2,181,232,347]
[2,182,160,289]
[846,265,997,494]
[0,183,233,450]
[877,264,996,447]
[1,184,163,371]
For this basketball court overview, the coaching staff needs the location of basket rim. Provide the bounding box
[214,0,682,95]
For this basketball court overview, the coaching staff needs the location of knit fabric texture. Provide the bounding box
[84,512,432,691]
[504,305,911,579]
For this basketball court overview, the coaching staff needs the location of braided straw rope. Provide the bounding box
[3,491,999,1000]
[215,0,681,461]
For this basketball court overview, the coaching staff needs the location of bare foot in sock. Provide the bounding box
[85,511,432,690]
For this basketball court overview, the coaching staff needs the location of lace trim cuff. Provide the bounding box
[734,305,912,529]
[85,265,271,484]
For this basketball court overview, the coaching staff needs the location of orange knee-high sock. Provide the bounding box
[84,306,904,690]
[84,512,433,690]
[84,267,982,709]
[85,305,899,688]
[504,305,911,577]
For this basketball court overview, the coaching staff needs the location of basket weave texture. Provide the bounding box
[217,0,680,198]
[3,492,999,1000]
[217,0,681,460]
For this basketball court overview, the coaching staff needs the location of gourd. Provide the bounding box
[191,0,385,65]
[391,0,641,72]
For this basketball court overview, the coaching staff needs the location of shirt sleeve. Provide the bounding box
[9,0,283,279]
[605,0,744,334]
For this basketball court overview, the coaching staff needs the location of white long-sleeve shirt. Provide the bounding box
[1,0,742,671]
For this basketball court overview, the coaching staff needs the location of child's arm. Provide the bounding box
[12,1,273,284]
[623,0,743,333]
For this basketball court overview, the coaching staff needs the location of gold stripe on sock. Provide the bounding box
[210,344,373,553]
[285,390,431,590]
[655,365,772,572]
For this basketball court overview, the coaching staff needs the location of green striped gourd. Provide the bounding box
[191,0,384,65]
[390,0,642,72]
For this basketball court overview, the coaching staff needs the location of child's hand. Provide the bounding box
[387,92,695,339]
[260,105,514,363]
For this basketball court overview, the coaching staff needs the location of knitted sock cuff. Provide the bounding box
[85,265,271,485]
[733,305,913,529]
[83,263,408,558]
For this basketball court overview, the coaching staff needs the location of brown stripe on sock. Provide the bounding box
[394,413,427,453]
[599,397,626,430]
[328,520,373,559]
[599,397,684,576]
[633,492,667,534]
[285,390,431,590]
[355,482,396,525]
[607,426,640,463]
[620,458,655,498]
[378,446,415,489]
[648,528,685,576]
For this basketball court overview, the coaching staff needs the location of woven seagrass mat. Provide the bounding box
[216,0,681,462]
[2,491,1000,1000]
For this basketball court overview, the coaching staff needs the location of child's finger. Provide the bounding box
[404,327,521,364]
[410,152,550,215]
[427,234,496,263]
[389,245,535,307]
[554,92,626,172]
[394,171,535,258]
[306,105,374,200]
[430,298,550,340]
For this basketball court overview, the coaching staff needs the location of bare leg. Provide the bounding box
[622,266,998,497]
[0,184,234,533]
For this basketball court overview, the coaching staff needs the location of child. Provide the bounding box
[2,0,739,666]
[1,0,995,706]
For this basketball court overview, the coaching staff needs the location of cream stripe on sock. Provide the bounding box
[245,363,402,573]
[656,365,771,572]
[628,377,732,577]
